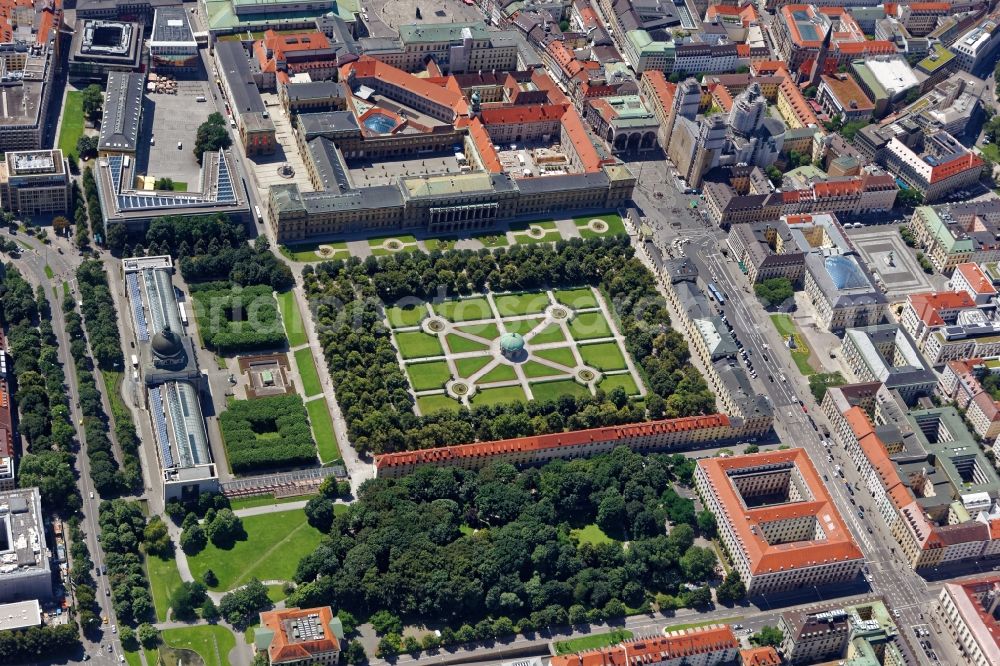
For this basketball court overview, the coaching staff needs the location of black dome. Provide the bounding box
[151,326,183,358]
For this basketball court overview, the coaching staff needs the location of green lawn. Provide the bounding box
[267,584,286,603]
[161,625,237,666]
[145,648,158,665]
[433,297,493,322]
[455,322,499,339]
[406,360,453,391]
[471,385,526,406]
[305,398,340,463]
[575,214,627,238]
[532,379,591,401]
[477,364,517,383]
[423,238,457,252]
[555,288,599,309]
[186,508,324,591]
[534,347,577,368]
[170,182,189,192]
[579,342,627,371]
[44,265,54,279]
[147,552,184,622]
[600,373,640,396]
[555,629,633,654]
[394,331,444,359]
[769,314,815,375]
[279,241,348,262]
[568,312,613,340]
[455,356,493,378]
[417,393,461,414]
[277,291,308,347]
[369,234,418,256]
[570,523,616,546]
[494,292,550,317]
[522,360,565,378]
[445,333,489,354]
[386,303,427,328]
[503,318,543,336]
[293,348,322,396]
[58,91,85,159]
[228,494,315,511]
[123,649,142,666]
[510,219,556,232]
[101,370,130,425]
[530,323,566,344]
[513,229,562,244]
[477,233,509,248]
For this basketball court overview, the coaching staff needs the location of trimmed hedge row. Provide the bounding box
[220,394,317,473]
[191,283,286,352]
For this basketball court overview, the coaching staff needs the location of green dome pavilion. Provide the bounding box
[499,332,526,357]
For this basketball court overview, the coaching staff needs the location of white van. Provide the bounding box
[177,141,183,149]
[196,95,207,102]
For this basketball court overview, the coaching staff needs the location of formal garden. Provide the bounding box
[387,286,645,415]
[191,282,286,353]
[219,394,319,473]
[302,236,716,456]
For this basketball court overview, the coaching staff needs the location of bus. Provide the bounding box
[179,303,188,326]
[707,282,725,305]
[254,205,263,223]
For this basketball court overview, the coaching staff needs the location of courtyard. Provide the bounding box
[846,227,942,297]
[386,286,646,414]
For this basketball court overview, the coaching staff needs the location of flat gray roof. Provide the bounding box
[150,6,196,45]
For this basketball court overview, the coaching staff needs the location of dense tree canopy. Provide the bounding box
[194,113,233,163]
[288,448,715,632]
[753,277,794,307]
[304,238,714,455]
[99,500,154,625]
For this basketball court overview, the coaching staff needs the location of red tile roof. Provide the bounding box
[955,263,997,295]
[259,607,339,665]
[340,56,469,118]
[479,104,567,125]
[375,415,731,471]
[740,646,781,666]
[641,70,675,115]
[907,291,976,326]
[467,117,501,173]
[697,449,863,574]
[551,626,738,666]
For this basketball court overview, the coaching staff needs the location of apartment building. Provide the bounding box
[551,625,740,666]
[907,202,1000,273]
[899,290,1000,365]
[840,325,936,401]
[935,576,1000,666]
[779,600,904,666]
[695,449,864,595]
[880,132,984,203]
[256,607,342,665]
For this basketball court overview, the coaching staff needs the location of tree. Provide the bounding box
[304,496,335,532]
[370,610,403,636]
[751,625,784,648]
[76,135,98,160]
[203,569,218,587]
[680,546,717,581]
[376,634,401,658]
[896,188,924,208]
[765,165,782,185]
[754,277,794,307]
[205,508,243,547]
[82,84,104,122]
[696,510,717,537]
[52,215,70,237]
[137,623,159,648]
[143,517,172,557]
[107,223,128,256]
[685,585,712,607]
[154,177,175,191]
[180,524,207,555]
[840,120,867,142]
[218,578,270,629]
[169,581,207,621]
[716,570,746,604]
[201,598,220,622]
[596,492,627,538]
[343,640,367,664]
[119,626,136,649]
[194,113,233,163]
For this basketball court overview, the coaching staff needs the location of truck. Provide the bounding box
[834,464,843,477]
[130,354,138,368]
[179,303,188,326]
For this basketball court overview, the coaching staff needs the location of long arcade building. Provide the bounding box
[122,256,218,500]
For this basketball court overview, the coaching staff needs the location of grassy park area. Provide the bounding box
[147,552,184,622]
[574,214,627,239]
[555,629,634,655]
[770,314,815,375]
[161,625,237,666]
[305,397,340,463]
[293,347,323,396]
[279,241,348,262]
[186,507,324,591]
[58,91,84,159]
[277,290,308,347]
[570,523,616,546]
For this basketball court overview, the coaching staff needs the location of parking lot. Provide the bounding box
[137,79,217,188]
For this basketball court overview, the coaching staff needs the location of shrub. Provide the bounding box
[219,395,318,472]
